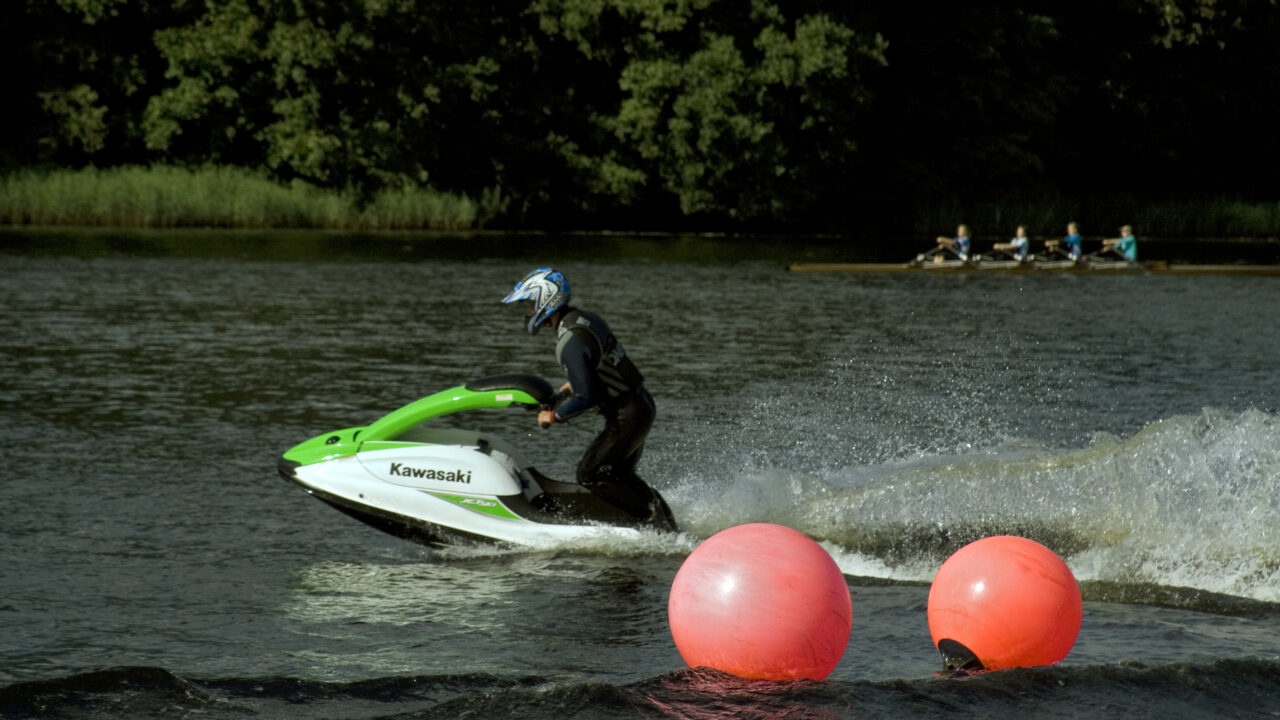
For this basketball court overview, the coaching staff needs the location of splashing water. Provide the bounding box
[666,408,1279,602]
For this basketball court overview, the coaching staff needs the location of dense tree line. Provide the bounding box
[4,0,1279,231]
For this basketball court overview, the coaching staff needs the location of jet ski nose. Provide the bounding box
[277,458,300,483]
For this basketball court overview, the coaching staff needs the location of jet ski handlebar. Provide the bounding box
[466,374,563,430]
[464,373,557,406]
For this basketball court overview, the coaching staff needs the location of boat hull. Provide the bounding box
[278,431,651,548]
[784,260,1280,274]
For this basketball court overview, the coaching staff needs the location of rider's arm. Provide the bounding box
[552,330,602,421]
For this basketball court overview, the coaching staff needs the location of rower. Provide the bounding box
[1044,221,1083,261]
[991,225,1030,262]
[1101,225,1138,261]
[933,224,971,262]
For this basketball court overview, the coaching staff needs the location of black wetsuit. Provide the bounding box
[552,308,675,529]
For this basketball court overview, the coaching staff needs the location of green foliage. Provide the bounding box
[1137,0,1241,47]
[6,0,212,169]
[536,0,887,221]
[37,84,109,154]
[54,0,129,25]
[143,0,537,196]
[3,0,1279,231]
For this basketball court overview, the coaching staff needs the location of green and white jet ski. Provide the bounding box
[277,373,675,548]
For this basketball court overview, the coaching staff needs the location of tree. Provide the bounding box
[1,0,197,169]
[532,0,888,224]
[6,0,1279,230]
[144,0,546,195]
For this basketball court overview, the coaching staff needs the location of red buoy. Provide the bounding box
[927,535,1082,671]
[668,523,852,681]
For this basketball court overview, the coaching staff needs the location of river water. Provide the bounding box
[2,230,1279,718]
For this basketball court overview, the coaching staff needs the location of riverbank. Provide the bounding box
[3,165,1280,241]
[0,165,499,231]
[5,225,1279,268]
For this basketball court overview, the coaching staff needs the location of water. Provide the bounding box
[2,231,1279,718]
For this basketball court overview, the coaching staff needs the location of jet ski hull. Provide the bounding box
[278,374,672,548]
[278,449,650,548]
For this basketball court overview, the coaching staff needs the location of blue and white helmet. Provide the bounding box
[502,267,570,334]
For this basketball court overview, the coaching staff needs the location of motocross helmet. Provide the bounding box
[502,267,570,335]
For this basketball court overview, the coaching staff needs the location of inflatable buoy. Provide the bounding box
[667,523,851,681]
[927,535,1082,672]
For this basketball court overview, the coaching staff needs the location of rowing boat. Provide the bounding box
[786,260,1280,275]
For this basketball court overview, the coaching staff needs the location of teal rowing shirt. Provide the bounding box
[1114,235,1137,261]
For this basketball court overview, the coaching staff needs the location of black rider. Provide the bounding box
[502,267,676,530]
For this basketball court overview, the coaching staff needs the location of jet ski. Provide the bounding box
[277,373,677,548]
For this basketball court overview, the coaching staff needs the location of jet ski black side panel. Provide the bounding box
[524,467,676,531]
[314,485,498,547]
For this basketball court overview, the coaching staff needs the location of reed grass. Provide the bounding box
[0,165,496,230]
[1132,200,1280,238]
